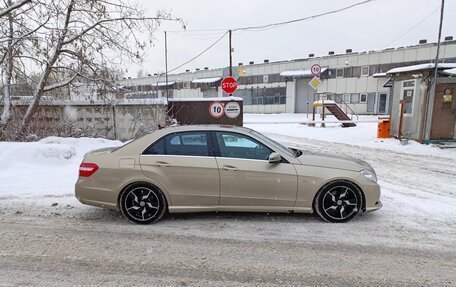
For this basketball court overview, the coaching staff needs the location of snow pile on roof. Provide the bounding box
[373,72,387,78]
[387,63,456,74]
[169,96,243,102]
[153,81,175,86]
[441,68,456,76]
[191,77,221,84]
[280,68,328,78]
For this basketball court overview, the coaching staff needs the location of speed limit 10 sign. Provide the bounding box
[311,64,322,76]
[209,102,224,118]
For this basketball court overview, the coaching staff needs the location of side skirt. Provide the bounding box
[168,206,313,214]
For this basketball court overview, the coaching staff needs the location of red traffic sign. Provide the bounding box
[221,77,238,94]
[209,102,224,118]
[311,64,322,76]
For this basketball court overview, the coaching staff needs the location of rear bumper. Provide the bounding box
[75,178,119,211]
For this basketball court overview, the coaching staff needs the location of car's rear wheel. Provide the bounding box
[314,180,363,223]
[120,183,167,224]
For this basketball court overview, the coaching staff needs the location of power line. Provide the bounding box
[165,0,374,33]
[166,30,227,41]
[162,0,374,73]
[382,6,440,48]
[167,31,228,74]
[233,0,374,32]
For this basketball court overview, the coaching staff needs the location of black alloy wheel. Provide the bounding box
[120,183,167,224]
[314,180,363,223]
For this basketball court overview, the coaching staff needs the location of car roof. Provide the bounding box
[160,124,253,133]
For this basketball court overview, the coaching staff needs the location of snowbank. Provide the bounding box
[0,137,122,197]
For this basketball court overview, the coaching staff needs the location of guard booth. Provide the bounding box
[388,64,456,142]
[168,97,243,126]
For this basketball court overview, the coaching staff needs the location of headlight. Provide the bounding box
[360,170,377,182]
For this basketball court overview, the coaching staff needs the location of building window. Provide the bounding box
[360,93,367,103]
[250,87,286,105]
[401,80,415,114]
[361,66,369,76]
[335,94,343,103]
[343,94,350,103]
[336,68,344,78]
[369,65,378,76]
[236,89,253,105]
[352,67,361,77]
[350,93,360,103]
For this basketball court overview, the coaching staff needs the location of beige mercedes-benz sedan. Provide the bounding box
[75,125,381,224]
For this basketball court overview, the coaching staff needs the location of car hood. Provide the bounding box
[296,150,373,172]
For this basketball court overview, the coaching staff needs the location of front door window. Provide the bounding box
[215,132,272,160]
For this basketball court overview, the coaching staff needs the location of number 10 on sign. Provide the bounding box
[209,102,224,118]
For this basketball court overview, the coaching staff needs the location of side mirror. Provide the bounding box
[268,152,282,163]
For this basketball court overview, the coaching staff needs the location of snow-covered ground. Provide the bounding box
[0,137,122,198]
[245,113,456,159]
[0,114,455,252]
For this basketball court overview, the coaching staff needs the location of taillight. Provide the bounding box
[79,163,99,177]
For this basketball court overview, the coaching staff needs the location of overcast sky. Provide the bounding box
[126,0,456,77]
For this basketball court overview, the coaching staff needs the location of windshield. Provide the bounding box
[249,130,299,158]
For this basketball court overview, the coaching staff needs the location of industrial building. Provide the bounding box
[111,38,456,115]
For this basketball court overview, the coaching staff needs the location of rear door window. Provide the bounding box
[144,131,210,157]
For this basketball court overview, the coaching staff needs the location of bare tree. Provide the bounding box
[1,0,14,126]
[19,0,182,132]
[0,0,30,18]
[0,0,183,139]
[0,0,37,128]
[1,0,51,135]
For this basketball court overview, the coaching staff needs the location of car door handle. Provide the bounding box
[222,165,238,171]
[155,161,171,167]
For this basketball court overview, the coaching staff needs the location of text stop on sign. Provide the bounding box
[221,77,238,94]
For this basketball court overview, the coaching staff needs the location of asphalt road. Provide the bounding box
[0,209,455,287]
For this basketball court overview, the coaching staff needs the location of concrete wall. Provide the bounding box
[4,104,168,141]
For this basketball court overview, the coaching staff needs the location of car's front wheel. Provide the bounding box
[119,183,167,224]
[314,180,363,223]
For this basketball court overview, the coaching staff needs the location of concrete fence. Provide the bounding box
[2,102,168,141]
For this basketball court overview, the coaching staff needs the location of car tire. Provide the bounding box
[119,183,167,224]
[314,180,363,223]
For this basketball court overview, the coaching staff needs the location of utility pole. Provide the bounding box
[229,29,233,77]
[164,31,169,101]
[424,0,445,143]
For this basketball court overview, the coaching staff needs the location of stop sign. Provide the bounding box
[221,77,238,94]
